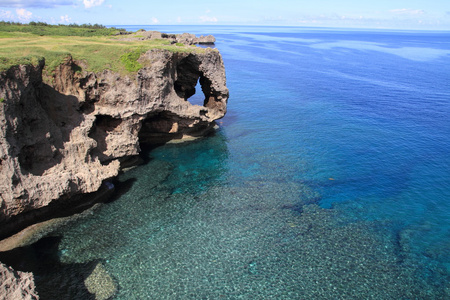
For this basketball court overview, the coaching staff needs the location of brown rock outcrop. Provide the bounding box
[0,47,228,239]
[175,33,216,45]
[119,30,216,45]
[0,262,38,300]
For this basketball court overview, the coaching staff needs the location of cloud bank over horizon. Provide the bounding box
[0,0,104,9]
[0,0,449,30]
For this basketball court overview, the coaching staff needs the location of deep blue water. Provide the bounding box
[41,26,450,298]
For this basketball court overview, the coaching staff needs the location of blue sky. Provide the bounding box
[0,0,449,30]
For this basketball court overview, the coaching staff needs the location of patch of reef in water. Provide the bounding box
[29,171,450,299]
[1,137,448,299]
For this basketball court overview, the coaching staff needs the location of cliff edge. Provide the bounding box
[0,47,228,240]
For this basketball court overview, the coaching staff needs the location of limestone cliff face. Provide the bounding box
[0,262,38,300]
[0,48,228,239]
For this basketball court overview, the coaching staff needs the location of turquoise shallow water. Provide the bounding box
[5,26,450,299]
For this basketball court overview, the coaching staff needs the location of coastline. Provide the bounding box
[0,204,102,252]
[0,25,228,299]
[2,24,450,299]
[0,29,228,240]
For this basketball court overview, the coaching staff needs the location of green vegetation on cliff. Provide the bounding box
[120,48,146,72]
[0,22,203,75]
[0,21,124,37]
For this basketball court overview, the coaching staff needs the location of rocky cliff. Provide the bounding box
[118,30,216,45]
[0,48,228,240]
[0,262,38,300]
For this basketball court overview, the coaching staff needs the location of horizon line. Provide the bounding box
[106,24,450,32]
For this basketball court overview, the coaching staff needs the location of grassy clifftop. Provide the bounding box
[0,22,202,75]
[0,22,124,37]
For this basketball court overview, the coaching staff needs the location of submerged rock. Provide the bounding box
[84,263,117,300]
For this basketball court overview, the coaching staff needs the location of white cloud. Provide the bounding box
[0,9,14,20]
[0,8,33,22]
[60,14,70,23]
[16,8,32,21]
[177,16,182,23]
[390,9,425,15]
[199,16,218,23]
[83,0,104,9]
[0,1,74,8]
[151,17,159,24]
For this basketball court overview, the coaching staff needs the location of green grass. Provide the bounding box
[0,22,124,37]
[120,48,146,72]
[0,23,208,76]
[0,55,44,70]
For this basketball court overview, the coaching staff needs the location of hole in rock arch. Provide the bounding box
[187,78,206,106]
[173,55,210,107]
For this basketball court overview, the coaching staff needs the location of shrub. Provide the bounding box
[120,48,144,72]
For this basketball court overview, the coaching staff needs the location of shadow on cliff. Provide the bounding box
[0,236,100,299]
[9,83,87,176]
[88,114,123,163]
[0,176,136,241]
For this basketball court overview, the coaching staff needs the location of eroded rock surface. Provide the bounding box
[118,30,216,45]
[0,48,228,239]
[0,262,38,300]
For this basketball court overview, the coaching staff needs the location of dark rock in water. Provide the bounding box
[196,35,216,45]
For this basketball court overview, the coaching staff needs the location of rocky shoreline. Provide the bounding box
[116,29,216,45]
[0,262,38,300]
[0,33,228,298]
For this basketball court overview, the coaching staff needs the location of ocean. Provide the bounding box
[14,26,450,298]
